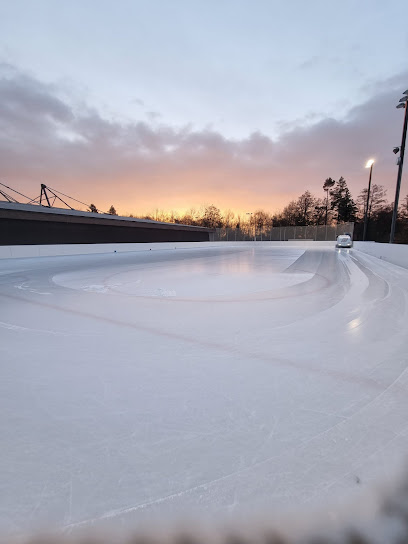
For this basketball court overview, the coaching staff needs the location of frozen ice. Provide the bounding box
[1,244,408,533]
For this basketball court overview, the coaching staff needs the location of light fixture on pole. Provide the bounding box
[363,159,375,241]
[390,90,408,243]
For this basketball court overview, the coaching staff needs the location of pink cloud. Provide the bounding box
[1,62,407,215]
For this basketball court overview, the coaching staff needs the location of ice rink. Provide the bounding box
[1,243,408,533]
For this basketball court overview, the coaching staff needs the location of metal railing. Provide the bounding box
[214,223,354,242]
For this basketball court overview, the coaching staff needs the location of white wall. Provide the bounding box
[0,240,336,260]
[0,242,214,259]
[353,241,408,270]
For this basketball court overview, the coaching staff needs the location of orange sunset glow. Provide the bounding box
[2,74,406,220]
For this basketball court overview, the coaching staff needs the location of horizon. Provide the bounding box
[1,177,399,223]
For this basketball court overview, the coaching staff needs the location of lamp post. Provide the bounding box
[246,212,255,241]
[363,159,375,241]
[390,90,408,243]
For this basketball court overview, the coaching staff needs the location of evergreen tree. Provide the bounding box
[108,205,117,215]
[89,203,98,213]
[323,177,336,225]
[330,177,357,223]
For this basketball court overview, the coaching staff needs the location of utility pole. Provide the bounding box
[390,91,408,243]
[363,160,374,241]
[246,212,254,241]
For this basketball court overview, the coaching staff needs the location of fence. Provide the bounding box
[214,223,354,242]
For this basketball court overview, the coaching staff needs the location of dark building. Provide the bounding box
[0,202,213,245]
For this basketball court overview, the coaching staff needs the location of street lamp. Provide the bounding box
[390,90,408,243]
[363,159,375,241]
[246,212,255,241]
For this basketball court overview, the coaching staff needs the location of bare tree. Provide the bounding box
[166,210,180,224]
[222,209,235,229]
[280,200,299,225]
[201,205,222,228]
[296,191,316,225]
[401,195,408,220]
[357,184,388,221]
[280,192,317,225]
[313,198,326,225]
[253,209,272,239]
[179,210,196,225]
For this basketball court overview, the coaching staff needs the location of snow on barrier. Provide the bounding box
[354,241,408,270]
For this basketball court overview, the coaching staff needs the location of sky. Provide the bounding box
[0,0,408,216]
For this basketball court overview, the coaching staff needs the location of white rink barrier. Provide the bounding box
[0,241,213,259]
[353,241,408,270]
[0,240,336,259]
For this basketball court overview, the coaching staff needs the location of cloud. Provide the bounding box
[146,111,162,122]
[0,62,407,214]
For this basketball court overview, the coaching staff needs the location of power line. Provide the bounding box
[0,181,112,215]
[0,182,34,202]
[46,185,109,214]
[46,185,95,210]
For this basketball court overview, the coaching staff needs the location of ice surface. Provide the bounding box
[1,244,408,533]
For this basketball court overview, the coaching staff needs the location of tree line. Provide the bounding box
[92,176,408,242]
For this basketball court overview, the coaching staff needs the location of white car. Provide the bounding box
[336,234,352,248]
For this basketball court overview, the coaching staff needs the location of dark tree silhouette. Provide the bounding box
[201,205,222,228]
[323,178,336,225]
[330,177,357,223]
[357,184,387,221]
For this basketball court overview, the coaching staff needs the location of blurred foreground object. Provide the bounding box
[6,471,408,544]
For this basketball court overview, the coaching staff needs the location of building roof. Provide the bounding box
[0,201,212,232]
